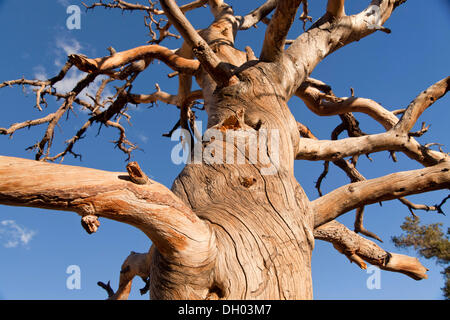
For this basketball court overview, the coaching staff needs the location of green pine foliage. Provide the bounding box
[392,216,450,299]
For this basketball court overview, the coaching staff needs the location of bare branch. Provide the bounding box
[69,45,200,75]
[297,121,317,139]
[299,0,313,31]
[296,132,402,162]
[98,250,151,300]
[285,0,407,96]
[0,156,215,263]
[159,0,236,86]
[295,78,450,166]
[129,85,203,107]
[394,77,450,134]
[296,85,398,131]
[84,0,208,15]
[314,220,428,280]
[237,0,277,30]
[312,161,450,227]
[83,0,209,44]
[260,0,302,62]
[0,61,73,111]
[354,207,383,242]
[83,0,154,11]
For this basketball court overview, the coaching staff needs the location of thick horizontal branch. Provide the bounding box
[296,131,402,161]
[312,162,450,227]
[296,85,398,131]
[0,156,215,264]
[314,220,428,280]
[69,45,200,75]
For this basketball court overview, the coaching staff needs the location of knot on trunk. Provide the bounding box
[126,161,149,185]
[240,176,257,188]
[218,109,246,132]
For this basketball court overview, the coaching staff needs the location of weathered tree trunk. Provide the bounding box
[164,71,315,299]
[0,0,447,300]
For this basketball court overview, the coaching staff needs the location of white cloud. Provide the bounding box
[138,134,149,143]
[57,0,71,7]
[53,69,114,105]
[33,65,48,81]
[56,37,82,56]
[33,36,114,111]
[0,220,36,248]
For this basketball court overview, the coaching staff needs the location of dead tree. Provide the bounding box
[0,0,449,299]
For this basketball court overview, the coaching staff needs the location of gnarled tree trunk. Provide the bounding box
[0,0,448,300]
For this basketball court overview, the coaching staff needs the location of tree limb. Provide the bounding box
[299,121,446,241]
[314,220,428,280]
[260,0,302,62]
[159,0,235,86]
[296,84,398,131]
[312,162,450,227]
[285,0,407,97]
[129,86,203,107]
[98,250,151,300]
[295,77,450,166]
[69,45,200,75]
[237,0,277,30]
[296,132,407,162]
[0,156,215,264]
[394,77,450,133]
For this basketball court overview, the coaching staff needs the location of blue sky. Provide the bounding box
[0,0,448,300]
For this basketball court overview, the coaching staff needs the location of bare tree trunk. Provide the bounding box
[167,77,316,299]
[0,0,447,300]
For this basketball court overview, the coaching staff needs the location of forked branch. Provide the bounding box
[159,0,235,86]
[312,162,450,227]
[295,77,450,166]
[296,84,398,131]
[285,0,407,96]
